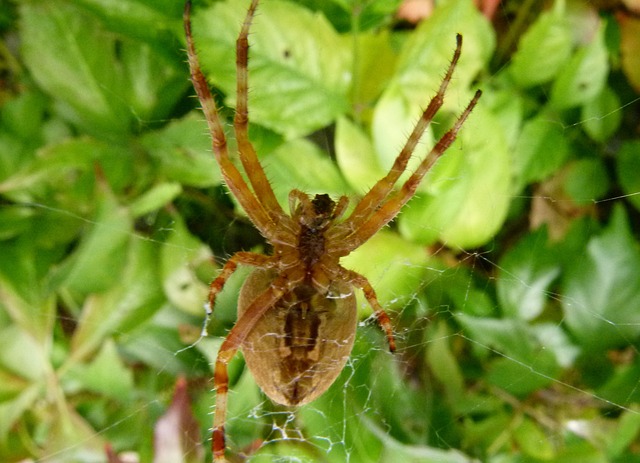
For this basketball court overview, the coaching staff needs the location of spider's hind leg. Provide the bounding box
[342,268,396,352]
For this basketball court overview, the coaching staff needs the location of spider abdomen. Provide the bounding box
[238,268,358,406]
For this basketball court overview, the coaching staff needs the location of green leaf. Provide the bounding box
[512,114,572,193]
[398,105,511,248]
[0,381,43,443]
[142,113,221,188]
[20,2,185,139]
[564,158,610,205]
[597,360,640,408]
[562,206,640,351]
[513,417,555,460]
[0,238,56,342]
[263,138,351,207]
[456,314,559,395]
[20,2,132,137]
[0,90,48,147]
[551,24,609,109]
[64,339,133,400]
[427,322,465,402]
[0,325,47,385]
[160,214,210,316]
[0,205,33,241]
[0,326,49,440]
[616,140,640,212]
[121,321,211,377]
[483,81,525,149]
[350,30,396,114]
[373,0,493,170]
[40,403,106,461]
[129,182,182,217]
[606,408,640,459]
[509,7,573,87]
[553,440,607,463]
[581,85,622,142]
[192,0,350,137]
[1,137,118,202]
[342,229,429,311]
[335,116,386,193]
[74,0,183,59]
[497,227,561,320]
[51,182,132,295]
[432,264,496,318]
[69,238,165,363]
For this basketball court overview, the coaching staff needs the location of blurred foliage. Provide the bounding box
[1,0,640,462]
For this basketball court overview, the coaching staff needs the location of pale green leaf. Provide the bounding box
[373,0,493,169]
[551,24,609,109]
[335,116,385,194]
[510,8,573,87]
[129,182,182,217]
[398,105,510,248]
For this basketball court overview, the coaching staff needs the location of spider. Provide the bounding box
[184,0,481,460]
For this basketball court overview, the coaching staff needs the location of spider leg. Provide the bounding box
[184,1,280,240]
[342,267,396,352]
[206,252,274,317]
[211,276,288,462]
[341,35,466,236]
[234,0,286,223]
[336,89,482,252]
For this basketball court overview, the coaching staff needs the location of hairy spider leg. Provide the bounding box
[184,1,281,240]
[206,252,274,315]
[234,0,288,223]
[211,276,288,462]
[340,35,466,235]
[338,89,482,252]
[341,268,396,352]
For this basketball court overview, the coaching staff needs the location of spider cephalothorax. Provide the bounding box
[184,0,481,460]
[296,193,345,265]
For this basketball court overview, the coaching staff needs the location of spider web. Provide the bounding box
[3,0,640,462]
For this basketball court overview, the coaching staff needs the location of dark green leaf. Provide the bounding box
[562,206,640,351]
[20,2,185,139]
[564,158,610,205]
[616,140,640,212]
[497,227,561,320]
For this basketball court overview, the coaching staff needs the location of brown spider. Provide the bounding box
[184,0,481,461]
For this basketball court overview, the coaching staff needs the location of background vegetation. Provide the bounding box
[1,0,640,461]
